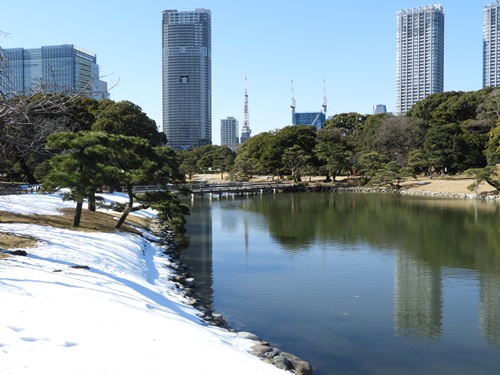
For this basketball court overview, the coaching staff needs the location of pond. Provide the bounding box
[180,192,500,375]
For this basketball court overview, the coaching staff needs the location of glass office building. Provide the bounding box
[0,44,108,99]
[292,111,326,130]
[396,5,444,114]
[162,8,212,150]
[484,2,500,87]
[372,104,387,114]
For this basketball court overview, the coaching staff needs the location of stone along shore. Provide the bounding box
[152,224,314,375]
[291,183,500,201]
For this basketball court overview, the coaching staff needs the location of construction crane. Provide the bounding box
[290,79,328,129]
[322,79,327,114]
[311,79,327,128]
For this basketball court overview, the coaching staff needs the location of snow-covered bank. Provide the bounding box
[0,193,288,375]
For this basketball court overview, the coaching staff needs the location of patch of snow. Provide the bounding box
[0,193,286,375]
[0,192,75,216]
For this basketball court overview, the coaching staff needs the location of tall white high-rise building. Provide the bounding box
[162,9,212,150]
[220,117,239,148]
[396,5,444,114]
[484,2,500,87]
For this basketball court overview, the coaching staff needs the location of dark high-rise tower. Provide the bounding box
[162,9,212,150]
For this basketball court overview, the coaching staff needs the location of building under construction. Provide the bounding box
[290,80,327,130]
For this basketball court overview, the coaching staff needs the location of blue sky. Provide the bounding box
[0,1,488,145]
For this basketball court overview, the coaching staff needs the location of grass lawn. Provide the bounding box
[0,207,149,252]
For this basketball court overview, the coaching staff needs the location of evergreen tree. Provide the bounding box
[42,131,116,226]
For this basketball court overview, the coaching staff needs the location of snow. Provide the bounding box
[0,193,286,375]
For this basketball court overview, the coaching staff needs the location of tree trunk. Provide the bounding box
[294,167,302,182]
[115,205,132,229]
[115,184,134,229]
[88,189,96,211]
[19,157,38,185]
[73,201,83,227]
[485,177,500,192]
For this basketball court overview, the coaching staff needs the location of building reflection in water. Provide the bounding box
[182,200,214,310]
[394,249,443,340]
[480,272,500,347]
[394,249,500,346]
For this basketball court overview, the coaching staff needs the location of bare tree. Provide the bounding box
[0,94,78,183]
[0,38,110,186]
[374,115,427,167]
[477,88,500,127]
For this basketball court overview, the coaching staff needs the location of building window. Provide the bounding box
[180,75,189,83]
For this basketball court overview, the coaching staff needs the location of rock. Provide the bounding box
[272,355,291,370]
[281,352,313,375]
[211,313,226,326]
[264,348,280,358]
[71,265,89,269]
[238,331,260,341]
[184,277,196,287]
[251,344,273,356]
[281,352,301,362]
[174,275,186,284]
[11,250,27,256]
[291,360,313,375]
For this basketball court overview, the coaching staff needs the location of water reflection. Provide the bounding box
[181,193,500,373]
[181,200,214,310]
[394,250,442,340]
[480,272,500,348]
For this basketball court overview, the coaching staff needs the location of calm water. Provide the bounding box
[180,192,500,375]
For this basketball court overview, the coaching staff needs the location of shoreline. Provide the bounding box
[299,184,500,202]
[193,173,499,198]
[154,223,314,375]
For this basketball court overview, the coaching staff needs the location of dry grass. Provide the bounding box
[0,232,38,256]
[0,208,150,252]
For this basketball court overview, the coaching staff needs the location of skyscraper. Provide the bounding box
[484,2,500,88]
[396,5,444,114]
[220,116,239,149]
[162,9,212,150]
[0,44,108,99]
